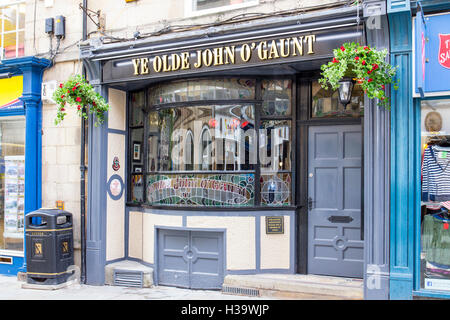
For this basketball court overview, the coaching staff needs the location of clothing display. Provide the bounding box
[422,213,450,267]
[422,145,450,202]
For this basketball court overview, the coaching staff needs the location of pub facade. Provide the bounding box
[80,1,391,299]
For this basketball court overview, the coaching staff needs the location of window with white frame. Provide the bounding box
[186,0,259,17]
[0,1,26,60]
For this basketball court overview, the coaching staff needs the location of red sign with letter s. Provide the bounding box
[438,34,450,69]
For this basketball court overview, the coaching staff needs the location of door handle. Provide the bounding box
[308,197,315,210]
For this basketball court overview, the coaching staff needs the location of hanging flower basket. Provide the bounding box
[318,42,399,109]
[53,74,109,127]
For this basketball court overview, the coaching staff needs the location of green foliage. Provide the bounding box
[319,42,399,109]
[53,74,109,127]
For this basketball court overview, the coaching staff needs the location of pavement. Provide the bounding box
[0,274,272,300]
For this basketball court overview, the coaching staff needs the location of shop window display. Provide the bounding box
[0,116,25,252]
[129,78,293,207]
[420,99,450,291]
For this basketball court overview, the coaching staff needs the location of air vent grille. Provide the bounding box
[222,286,260,297]
[113,270,143,288]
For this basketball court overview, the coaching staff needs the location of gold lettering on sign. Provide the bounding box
[240,43,252,62]
[305,35,316,54]
[132,58,140,75]
[153,56,162,72]
[292,36,304,56]
[224,46,235,64]
[268,40,280,59]
[181,52,190,70]
[279,38,291,58]
[162,55,172,72]
[130,34,318,76]
[258,41,268,60]
[171,53,181,71]
[140,57,149,74]
[194,50,202,68]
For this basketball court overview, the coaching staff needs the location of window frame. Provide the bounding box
[127,76,296,209]
[184,0,259,18]
[0,1,26,60]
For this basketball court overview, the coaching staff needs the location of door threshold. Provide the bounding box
[222,273,364,300]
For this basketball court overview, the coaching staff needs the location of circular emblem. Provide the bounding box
[112,156,120,171]
[110,178,122,197]
[425,111,443,132]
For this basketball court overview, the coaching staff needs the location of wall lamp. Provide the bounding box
[337,78,355,109]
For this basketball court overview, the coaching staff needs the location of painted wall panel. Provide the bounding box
[187,216,256,270]
[142,213,183,264]
[129,211,143,260]
[108,88,126,131]
[260,216,290,270]
[106,133,126,261]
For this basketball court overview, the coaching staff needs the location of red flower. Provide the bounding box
[362,60,366,65]
[357,79,363,84]
[364,46,369,50]
[60,108,65,111]
[381,85,385,90]
[372,63,379,70]
[77,105,81,110]
[367,70,372,74]
[61,95,65,99]
[332,57,339,63]
[92,101,96,106]
[340,46,345,51]
[355,56,359,61]
[368,78,373,83]
[59,83,63,88]
[76,97,82,102]
[72,86,77,91]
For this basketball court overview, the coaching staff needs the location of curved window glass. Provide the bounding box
[129,78,293,207]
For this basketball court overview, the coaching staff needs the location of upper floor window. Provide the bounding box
[0,1,26,60]
[186,0,259,17]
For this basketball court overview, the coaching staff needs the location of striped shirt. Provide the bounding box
[422,145,450,201]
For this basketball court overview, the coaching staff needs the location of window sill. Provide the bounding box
[413,289,450,300]
[185,0,259,19]
[126,202,297,211]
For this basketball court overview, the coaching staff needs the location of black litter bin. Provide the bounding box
[25,208,74,285]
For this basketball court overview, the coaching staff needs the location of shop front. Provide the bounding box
[0,56,51,275]
[81,4,391,298]
[389,2,450,299]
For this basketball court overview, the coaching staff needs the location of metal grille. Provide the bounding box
[113,270,143,288]
[222,285,260,297]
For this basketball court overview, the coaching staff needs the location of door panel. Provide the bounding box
[307,125,363,278]
[158,229,190,288]
[158,229,224,289]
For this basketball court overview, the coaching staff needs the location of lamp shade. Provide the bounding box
[337,78,354,107]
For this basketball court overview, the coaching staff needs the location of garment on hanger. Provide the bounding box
[422,213,450,266]
[422,145,450,202]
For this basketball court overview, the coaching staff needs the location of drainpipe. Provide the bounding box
[80,0,88,284]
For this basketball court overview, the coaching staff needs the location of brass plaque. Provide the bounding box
[266,216,284,234]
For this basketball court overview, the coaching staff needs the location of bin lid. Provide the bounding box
[26,208,72,217]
